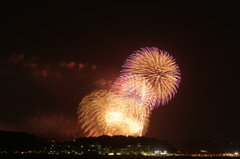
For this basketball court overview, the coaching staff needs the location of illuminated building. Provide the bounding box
[125,144,150,156]
[83,143,101,155]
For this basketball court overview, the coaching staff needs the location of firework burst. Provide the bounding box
[77,47,180,137]
[121,47,181,107]
[77,90,149,137]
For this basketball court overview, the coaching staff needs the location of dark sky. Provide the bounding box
[0,1,239,142]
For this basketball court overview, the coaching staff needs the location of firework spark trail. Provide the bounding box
[121,47,181,108]
[77,90,109,136]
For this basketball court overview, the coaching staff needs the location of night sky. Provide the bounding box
[0,1,239,142]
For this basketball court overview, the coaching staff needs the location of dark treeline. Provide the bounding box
[0,131,176,153]
[0,131,44,151]
[1,131,240,154]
